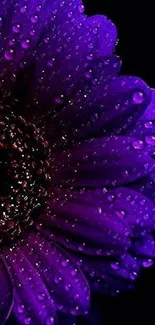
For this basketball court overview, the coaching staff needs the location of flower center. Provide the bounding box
[0,109,51,246]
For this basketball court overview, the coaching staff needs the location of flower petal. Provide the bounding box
[129,174,155,205]
[62,77,151,142]
[34,13,117,92]
[71,253,140,282]
[39,188,131,256]
[4,248,56,325]
[128,89,155,146]
[52,136,155,187]
[129,120,155,142]
[90,273,134,295]
[71,253,136,295]
[45,56,121,149]
[21,231,90,315]
[97,187,155,233]
[0,257,14,325]
[24,13,117,119]
[46,73,151,148]
[91,76,152,135]
[141,88,155,120]
[0,1,52,87]
[0,0,86,97]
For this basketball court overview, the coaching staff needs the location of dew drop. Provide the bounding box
[36,5,42,12]
[30,29,35,36]
[111,262,119,270]
[78,4,85,13]
[143,259,153,268]
[71,269,78,276]
[87,53,94,61]
[68,11,73,18]
[37,292,46,301]
[54,276,61,284]
[20,5,27,13]
[24,317,32,325]
[47,60,54,68]
[129,272,137,280]
[13,24,21,33]
[85,70,93,79]
[61,259,69,267]
[45,316,55,325]
[18,305,25,314]
[132,91,144,104]
[65,283,72,291]
[108,195,115,202]
[132,140,144,150]
[31,15,38,24]
[55,96,64,105]
[21,39,30,49]
[145,135,155,145]
[71,306,80,315]
[144,121,153,129]
[0,17,3,27]
[4,48,15,61]
[114,104,120,110]
[9,39,16,46]
[104,59,110,65]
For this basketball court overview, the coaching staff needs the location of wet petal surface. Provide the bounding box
[0,258,14,325]
[52,136,155,187]
[21,231,90,316]
[4,248,56,325]
[39,187,131,256]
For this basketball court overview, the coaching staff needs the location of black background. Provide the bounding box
[84,0,155,88]
[83,1,155,324]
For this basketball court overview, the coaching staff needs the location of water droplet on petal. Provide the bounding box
[87,53,94,61]
[144,121,153,129]
[132,140,144,149]
[104,59,110,65]
[132,91,144,104]
[36,5,42,12]
[45,316,55,325]
[4,48,15,61]
[31,15,38,24]
[24,317,32,325]
[9,38,16,46]
[114,104,120,110]
[37,292,46,301]
[108,195,115,202]
[78,4,85,13]
[13,24,21,33]
[55,95,64,105]
[145,135,155,145]
[47,60,54,68]
[143,259,153,268]
[18,305,25,314]
[20,5,27,13]
[68,11,73,18]
[54,276,61,284]
[0,17,3,27]
[61,259,69,267]
[85,70,92,79]
[21,39,30,49]
[65,283,72,291]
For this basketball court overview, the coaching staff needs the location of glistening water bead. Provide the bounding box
[0,109,51,246]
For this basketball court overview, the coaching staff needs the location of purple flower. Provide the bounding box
[0,0,155,324]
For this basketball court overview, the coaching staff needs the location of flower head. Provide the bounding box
[0,1,155,325]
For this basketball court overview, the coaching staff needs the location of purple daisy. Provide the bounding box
[0,0,155,324]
